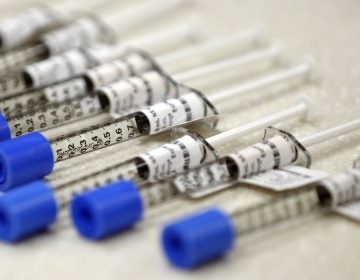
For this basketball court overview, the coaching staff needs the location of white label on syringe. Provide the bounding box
[100,71,178,115]
[228,135,296,180]
[43,78,88,102]
[173,161,235,198]
[42,17,106,55]
[240,165,328,191]
[0,7,58,49]
[320,169,360,207]
[139,92,206,135]
[24,49,90,88]
[137,135,204,182]
[85,53,153,89]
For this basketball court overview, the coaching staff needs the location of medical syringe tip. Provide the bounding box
[296,95,316,121]
[0,180,57,243]
[270,40,291,65]
[161,208,236,269]
[302,55,319,83]
[71,180,144,240]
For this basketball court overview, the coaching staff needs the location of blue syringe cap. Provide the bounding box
[0,132,54,191]
[161,208,236,269]
[0,113,10,142]
[71,180,144,240]
[0,180,58,242]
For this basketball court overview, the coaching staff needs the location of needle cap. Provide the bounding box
[71,180,144,240]
[161,208,236,269]
[0,113,11,141]
[0,180,57,242]
[0,132,54,191]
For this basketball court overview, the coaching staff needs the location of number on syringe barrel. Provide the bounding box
[0,78,88,117]
[0,90,48,117]
[51,117,139,162]
[7,96,102,137]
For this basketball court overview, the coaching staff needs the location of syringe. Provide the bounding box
[0,0,194,95]
[67,118,360,241]
[0,99,312,242]
[0,57,311,190]
[0,0,114,52]
[0,26,264,117]
[160,166,360,269]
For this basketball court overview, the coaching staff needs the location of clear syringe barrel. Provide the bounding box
[6,94,103,137]
[49,114,141,162]
[160,168,360,269]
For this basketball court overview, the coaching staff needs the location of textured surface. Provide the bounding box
[0,0,359,279]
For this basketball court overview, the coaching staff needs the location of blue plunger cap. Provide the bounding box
[0,180,58,242]
[0,113,10,142]
[0,132,54,191]
[71,180,144,240]
[161,208,236,269]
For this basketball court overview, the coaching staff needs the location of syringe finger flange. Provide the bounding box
[262,126,312,167]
